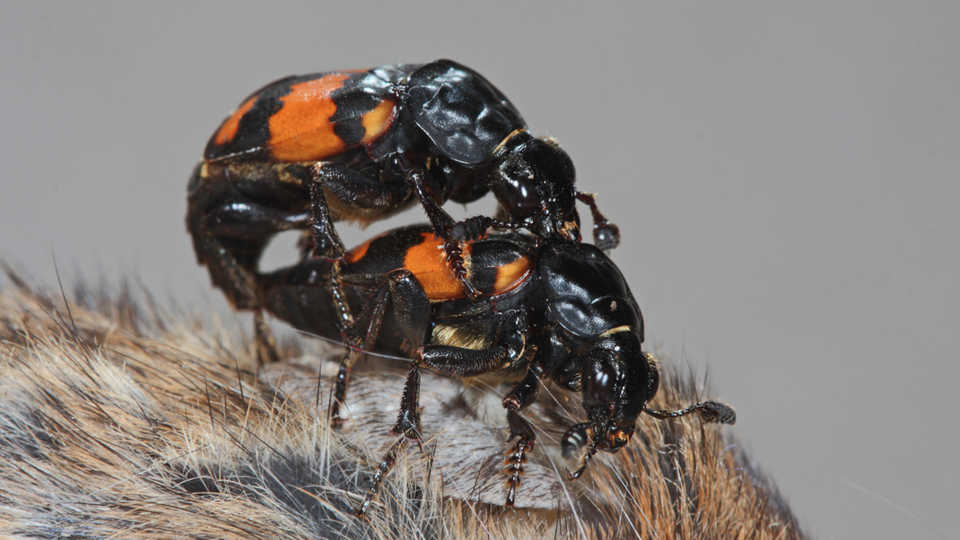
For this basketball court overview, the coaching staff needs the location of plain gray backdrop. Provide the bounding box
[1,2,956,538]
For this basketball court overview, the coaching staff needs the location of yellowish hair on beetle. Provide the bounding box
[0,270,804,539]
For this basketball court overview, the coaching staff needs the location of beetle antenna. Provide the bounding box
[290,328,414,363]
[644,400,736,425]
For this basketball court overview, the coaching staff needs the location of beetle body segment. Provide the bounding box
[205,70,400,163]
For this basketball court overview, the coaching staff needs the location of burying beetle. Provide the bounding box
[186,59,619,363]
[255,224,735,514]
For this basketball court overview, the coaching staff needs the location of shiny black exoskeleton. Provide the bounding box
[187,60,620,364]
[254,225,734,513]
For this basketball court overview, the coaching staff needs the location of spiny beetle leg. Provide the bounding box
[355,364,426,517]
[504,410,536,507]
[404,168,484,299]
[502,363,541,506]
[330,266,398,427]
[392,364,423,439]
[326,259,359,428]
[329,351,358,429]
[354,435,409,518]
[308,168,346,261]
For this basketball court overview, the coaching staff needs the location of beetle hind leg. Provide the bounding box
[354,362,429,517]
[187,170,313,364]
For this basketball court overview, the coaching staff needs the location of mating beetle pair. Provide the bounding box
[186,59,733,513]
[256,225,734,512]
[187,59,619,361]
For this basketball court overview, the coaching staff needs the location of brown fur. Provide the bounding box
[0,272,804,538]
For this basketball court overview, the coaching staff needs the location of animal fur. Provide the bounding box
[0,272,804,539]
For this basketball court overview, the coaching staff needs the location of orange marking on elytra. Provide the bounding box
[213,95,257,146]
[345,239,372,263]
[403,233,469,301]
[268,73,351,162]
[360,98,396,144]
[493,256,532,295]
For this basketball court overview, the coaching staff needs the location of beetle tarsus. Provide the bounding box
[504,408,536,506]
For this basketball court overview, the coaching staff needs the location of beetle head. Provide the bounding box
[561,331,656,473]
[492,135,581,242]
[560,334,737,479]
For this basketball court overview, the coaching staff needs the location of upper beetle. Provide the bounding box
[187,60,619,354]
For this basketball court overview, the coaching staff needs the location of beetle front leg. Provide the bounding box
[502,362,542,506]
[304,162,414,259]
[404,169,518,299]
[415,309,528,376]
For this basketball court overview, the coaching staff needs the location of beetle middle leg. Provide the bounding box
[356,310,529,515]
[501,362,542,506]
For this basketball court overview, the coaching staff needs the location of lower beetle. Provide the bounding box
[255,225,735,513]
[186,59,618,362]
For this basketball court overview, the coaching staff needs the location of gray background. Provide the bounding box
[1,2,956,538]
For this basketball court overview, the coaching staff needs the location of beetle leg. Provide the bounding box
[307,174,346,260]
[188,167,314,364]
[561,422,598,479]
[403,169,488,299]
[502,362,542,506]
[355,432,411,517]
[576,191,620,251]
[415,309,528,376]
[331,269,431,427]
[304,162,415,258]
[397,309,528,444]
[355,310,528,514]
[308,162,421,417]
[355,362,426,517]
[191,200,310,310]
